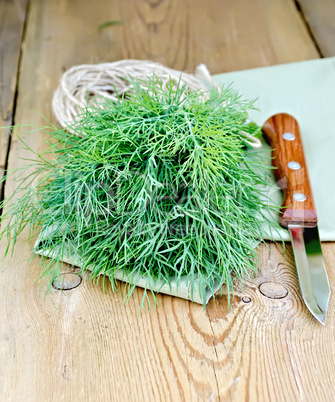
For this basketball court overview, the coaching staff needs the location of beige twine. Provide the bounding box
[52,59,261,148]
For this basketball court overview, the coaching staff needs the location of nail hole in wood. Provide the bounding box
[52,273,82,291]
[259,282,288,299]
[242,296,251,303]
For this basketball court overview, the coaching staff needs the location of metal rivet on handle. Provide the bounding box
[293,193,306,202]
[283,132,296,141]
[288,161,301,170]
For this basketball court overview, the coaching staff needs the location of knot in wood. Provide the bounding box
[52,273,82,291]
[242,296,251,303]
[258,282,288,299]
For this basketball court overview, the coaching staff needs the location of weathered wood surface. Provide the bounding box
[0,0,334,400]
[0,0,28,193]
[297,0,335,57]
[116,0,320,73]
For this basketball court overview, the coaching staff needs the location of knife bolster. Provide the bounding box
[281,209,317,228]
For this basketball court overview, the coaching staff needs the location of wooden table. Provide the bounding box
[1,0,335,400]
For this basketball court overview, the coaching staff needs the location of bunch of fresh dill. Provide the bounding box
[0,76,279,305]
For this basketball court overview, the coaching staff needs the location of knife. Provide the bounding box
[262,113,331,325]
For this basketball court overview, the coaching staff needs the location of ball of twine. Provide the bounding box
[52,59,261,147]
[52,59,211,128]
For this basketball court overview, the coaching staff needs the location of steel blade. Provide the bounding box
[288,225,331,324]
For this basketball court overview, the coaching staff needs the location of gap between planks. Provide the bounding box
[0,0,30,215]
[293,0,324,57]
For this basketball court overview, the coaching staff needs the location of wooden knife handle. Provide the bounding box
[262,113,317,228]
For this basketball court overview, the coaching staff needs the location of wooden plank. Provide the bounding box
[0,0,28,195]
[297,0,335,57]
[118,0,319,73]
[0,0,332,400]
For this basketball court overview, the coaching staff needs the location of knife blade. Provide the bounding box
[262,113,331,324]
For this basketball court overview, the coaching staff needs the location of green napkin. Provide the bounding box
[213,57,335,241]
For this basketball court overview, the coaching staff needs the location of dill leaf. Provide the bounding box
[0,75,281,307]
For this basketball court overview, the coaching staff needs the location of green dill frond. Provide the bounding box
[0,75,280,306]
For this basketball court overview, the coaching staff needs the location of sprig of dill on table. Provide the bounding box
[0,75,280,306]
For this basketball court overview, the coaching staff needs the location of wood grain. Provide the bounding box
[0,0,334,401]
[117,0,319,74]
[263,113,317,227]
[0,0,28,195]
[297,0,335,57]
